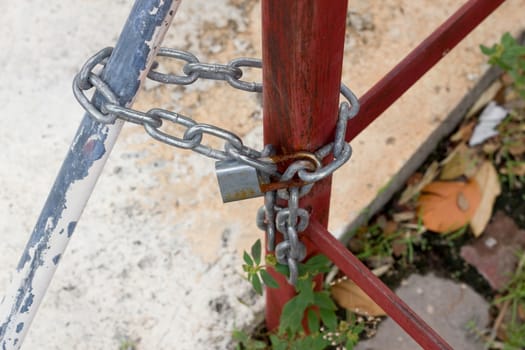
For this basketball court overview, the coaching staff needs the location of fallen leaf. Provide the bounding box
[461,212,525,291]
[383,221,399,235]
[466,80,503,119]
[375,215,387,230]
[391,232,417,257]
[501,72,514,86]
[371,265,391,277]
[399,161,439,205]
[406,172,423,186]
[450,121,475,143]
[393,211,416,222]
[508,142,525,156]
[482,140,501,155]
[439,143,481,180]
[418,180,481,233]
[500,162,525,176]
[391,239,407,257]
[470,161,501,236]
[331,279,386,317]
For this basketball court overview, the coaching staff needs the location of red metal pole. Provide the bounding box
[262,0,348,330]
[345,0,505,142]
[308,219,452,350]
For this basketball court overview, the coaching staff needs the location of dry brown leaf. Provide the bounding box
[508,142,525,156]
[482,140,501,155]
[440,143,481,180]
[450,121,475,143]
[399,161,439,205]
[383,221,399,235]
[466,80,503,118]
[418,180,481,233]
[330,280,386,317]
[470,161,501,236]
[514,163,525,176]
[392,235,408,257]
[393,211,416,222]
[500,162,525,176]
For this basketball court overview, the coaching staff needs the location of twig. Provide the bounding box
[485,298,511,350]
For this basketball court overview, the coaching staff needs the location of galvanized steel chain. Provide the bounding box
[73,46,360,285]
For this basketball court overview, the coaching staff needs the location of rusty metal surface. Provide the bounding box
[308,219,453,350]
[345,0,505,142]
[261,0,349,330]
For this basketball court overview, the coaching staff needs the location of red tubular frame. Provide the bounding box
[262,0,348,330]
[345,0,505,142]
[262,0,347,329]
[308,220,452,349]
[261,0,504,346]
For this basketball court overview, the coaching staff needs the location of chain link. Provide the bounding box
[73,46,360,286]
[148,47,263,92]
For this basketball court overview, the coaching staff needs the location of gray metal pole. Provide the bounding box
[0,1,181,348]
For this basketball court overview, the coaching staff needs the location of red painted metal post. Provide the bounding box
[345,0,505,142]
[308,220,453,350]
[262,0,348,330]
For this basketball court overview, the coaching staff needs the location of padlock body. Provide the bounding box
[215,159,266,202]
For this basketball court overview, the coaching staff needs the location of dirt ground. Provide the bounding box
[0,0,523,349]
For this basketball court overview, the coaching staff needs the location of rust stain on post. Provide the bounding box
[262,0,348,331]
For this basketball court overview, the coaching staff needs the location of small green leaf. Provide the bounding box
[480,44,497,56]
[243,251,254,266]
[279,295,310,336]
[275,263,289,276]
[303,254,330,267]
[232,329,248,343]
[251,239,262,265]
[346,337,358,350]
[290,334,328,350]
[345,323,364,350]
[311,335,330,350]
[300,255,331,275]
[233,329,267,349]
[319,308,338,330]
[307,309,320,333]
[251,340,267,349]
[506,45,525,57]
[312,336,330,350]
[515,74,525,86]
[313,291,337,311]
[269,335,288,350]
[252,274,263,295]
[501,32,516,47]
[296,280,315,303]
[260,269,279,289]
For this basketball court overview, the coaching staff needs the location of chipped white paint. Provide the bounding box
[0,2,181,349]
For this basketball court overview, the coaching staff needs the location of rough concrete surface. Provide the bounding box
[0,1,523,349]
[355,274,490,350]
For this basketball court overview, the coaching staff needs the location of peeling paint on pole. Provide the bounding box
[0,1,181,348]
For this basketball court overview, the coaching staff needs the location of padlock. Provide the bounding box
[215,159,269,203]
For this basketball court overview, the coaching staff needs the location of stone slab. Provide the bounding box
[355,274,490,350]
